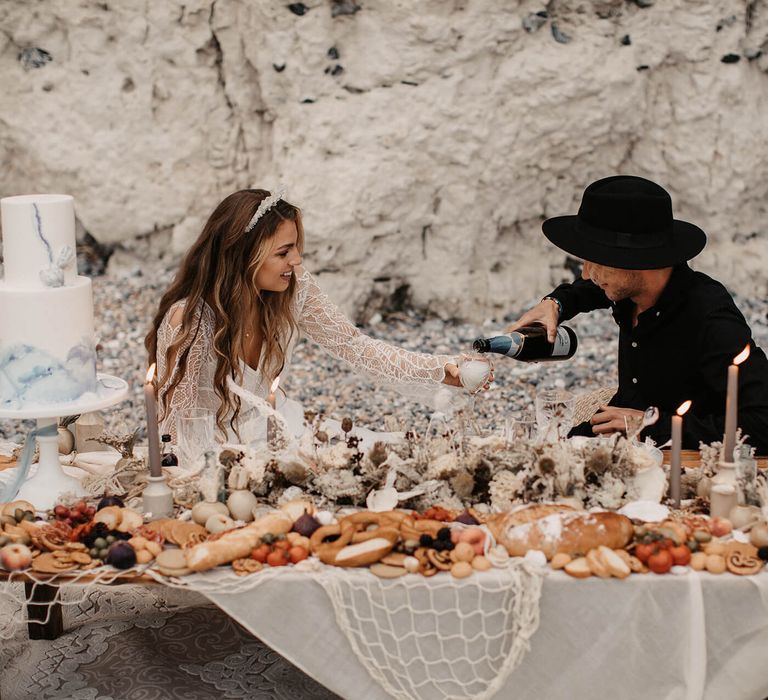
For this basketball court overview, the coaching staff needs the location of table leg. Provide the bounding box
[24,581,64,640]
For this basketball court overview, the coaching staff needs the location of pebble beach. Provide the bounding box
[2,254,767,445]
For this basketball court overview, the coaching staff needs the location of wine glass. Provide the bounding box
[176,408,215,471]
[535,389,576,442]
[458,354,493,437]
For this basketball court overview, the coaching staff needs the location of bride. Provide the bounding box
[145,188,476,445]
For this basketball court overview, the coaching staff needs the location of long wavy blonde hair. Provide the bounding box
[145,189,304,438]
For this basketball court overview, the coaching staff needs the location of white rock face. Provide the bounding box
[1,0,766,319]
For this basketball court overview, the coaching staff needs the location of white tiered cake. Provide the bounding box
[0,194,97,409]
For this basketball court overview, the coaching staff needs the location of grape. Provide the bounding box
[93,537,108,549]
[89,548,100,558]
[105,535,116,545]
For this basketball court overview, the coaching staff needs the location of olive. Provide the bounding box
[105,535,116,545]
[93,537,108,549]
[98,548,109,559]
[89,547,101,558]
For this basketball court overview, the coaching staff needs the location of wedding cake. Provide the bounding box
[0,194,97,409]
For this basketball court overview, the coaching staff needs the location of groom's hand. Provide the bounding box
[590,406,644,435]
[505,299,560,342]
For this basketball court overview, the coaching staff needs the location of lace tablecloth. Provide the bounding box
[3,565,768,700]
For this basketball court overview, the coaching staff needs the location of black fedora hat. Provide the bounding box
[542,176,706,269]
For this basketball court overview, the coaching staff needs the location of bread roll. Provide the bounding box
[491,511,634,560]
[186,511,292,572]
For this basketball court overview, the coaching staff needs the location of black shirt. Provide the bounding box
[549,264,768,454]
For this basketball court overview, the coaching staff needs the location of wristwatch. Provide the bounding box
[542,296,563,320]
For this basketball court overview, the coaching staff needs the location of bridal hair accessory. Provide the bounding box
[245,186,286,233]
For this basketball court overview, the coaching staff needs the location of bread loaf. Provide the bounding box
[490,511,634,560]
[186,511,292,572]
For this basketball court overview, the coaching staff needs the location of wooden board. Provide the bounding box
[661,449,768,469]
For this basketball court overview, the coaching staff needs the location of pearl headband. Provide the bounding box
[244,186,286,233]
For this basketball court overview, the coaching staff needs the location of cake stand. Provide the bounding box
[0,374,129,511]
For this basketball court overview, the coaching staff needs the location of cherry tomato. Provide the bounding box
[288,546,308,564]
[266,549,289,567]
[670,544,691,567]
[251,543,271,563]
[648,548,673,574]
[635,542,655,563]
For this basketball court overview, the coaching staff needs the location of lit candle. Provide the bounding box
[143,364,163,478]
[723,344,751,462]
[268,375,280,410]
[670,400,691,508]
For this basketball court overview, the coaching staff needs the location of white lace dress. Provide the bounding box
[156,269,456,443]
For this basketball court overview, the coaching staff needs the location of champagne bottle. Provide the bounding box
[473,323,577,362]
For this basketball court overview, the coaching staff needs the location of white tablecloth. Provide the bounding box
[204,569,768,700]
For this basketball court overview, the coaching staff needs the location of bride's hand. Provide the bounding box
[442,363,494,391]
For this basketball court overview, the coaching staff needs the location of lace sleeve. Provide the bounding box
[296,270,456,391]
[156,301,218,441]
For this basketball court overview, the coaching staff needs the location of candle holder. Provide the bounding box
[142,474,174,519]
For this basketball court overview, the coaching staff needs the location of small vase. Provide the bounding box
[142,475,174,519]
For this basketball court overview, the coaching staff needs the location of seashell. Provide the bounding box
[205,513,236,534]
[486,544,510,568]
[524,550,547,568]
[227,490,258,522]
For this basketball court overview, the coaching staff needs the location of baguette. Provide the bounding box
[491,511,634,560]
[185,511,292,572]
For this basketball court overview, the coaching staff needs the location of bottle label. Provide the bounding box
[551,327,571,356]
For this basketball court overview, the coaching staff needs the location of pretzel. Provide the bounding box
[309,521,357,565]
[725,543,764,576]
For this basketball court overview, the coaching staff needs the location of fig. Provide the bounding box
[105,542,136,569]
[292,512,321,538]
[97,495,125,510]
[453,510,480,526]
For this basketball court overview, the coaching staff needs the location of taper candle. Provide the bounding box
[723,344,751,462]
[670,400,691,508]
[144,364,163,478]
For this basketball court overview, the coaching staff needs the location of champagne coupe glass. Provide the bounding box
[458,353,493,436]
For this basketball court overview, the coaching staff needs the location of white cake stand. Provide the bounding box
[0,374,129,511]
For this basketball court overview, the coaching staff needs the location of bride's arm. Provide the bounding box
[156,302,218,441]
[296,269,457,386]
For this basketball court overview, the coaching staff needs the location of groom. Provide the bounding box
[508,175,768,453]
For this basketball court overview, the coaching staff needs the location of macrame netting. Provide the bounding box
[2,559,543,700]
[150,560,543,700]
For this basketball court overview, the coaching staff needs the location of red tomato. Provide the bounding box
[266,549,289,567]
[273,539,291,552]
[648,548,673,574]
[670,545,691,567]
[288,546,308,564]
[635,543,655,563]
[251,544,271,563]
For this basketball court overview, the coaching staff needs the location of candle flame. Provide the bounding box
[270,376,280,394]
[145,363,156,383]
[677,400,692,417]
[734,344,750,366]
